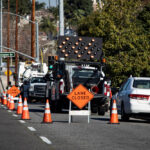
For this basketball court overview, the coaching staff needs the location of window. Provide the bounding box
[72,69,99,78]
[133,80,150,89]
[31,77,46,83]
[123,80,131,90]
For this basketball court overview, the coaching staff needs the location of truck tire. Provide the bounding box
[51,100,62,113]
[91,107,98,113]
[98,106,105,116]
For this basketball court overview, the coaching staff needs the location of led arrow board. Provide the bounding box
[57,36,103,61]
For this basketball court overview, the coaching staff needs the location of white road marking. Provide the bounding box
[19,120,26,124]
[27,127,36,131]
[40,136,52,145]
[12,114,18,117]
[8,110,12,112]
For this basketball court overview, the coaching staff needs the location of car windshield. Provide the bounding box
[133,79,150,89]
[72,69,99,78]
[30,77,46,83]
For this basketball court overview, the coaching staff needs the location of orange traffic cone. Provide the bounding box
[109,99,119,124]
[43,99,52,123]
[21,98,30,120]
[9,96,15,110]
[17,95,23,115]
[7,94,10,108]
[3,92,7,105]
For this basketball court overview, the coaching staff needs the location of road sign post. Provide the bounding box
[7,85,21,97]
[67,84,94,123]
[0,52,15,57]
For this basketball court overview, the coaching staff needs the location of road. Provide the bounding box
[1,101,150,150]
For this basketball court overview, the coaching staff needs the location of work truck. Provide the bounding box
[18,61,48,101]
[46,36,111,115]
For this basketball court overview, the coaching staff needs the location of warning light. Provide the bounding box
[75,42,79,45]
[102,58,106,63]
[75,50,78,54]
[72,46,75,49]
[91,38,95,42]
[87,51,91,55]
[78,38,82,41]
[55,56,58,60]
[61,49,65,53]
[84,47,88,50]
[65,54,69,57]
[59,45,62,49]
[78,54,81,58]
[88,43,92,46]
[62,41,66,45]
[66,37,69,41]
[90,55,94,59]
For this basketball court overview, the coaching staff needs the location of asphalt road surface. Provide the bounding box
[1,101,150,150]
[0,105,54,150]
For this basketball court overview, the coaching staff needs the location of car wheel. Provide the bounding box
[121,104,129,121]
[98,106,105,116]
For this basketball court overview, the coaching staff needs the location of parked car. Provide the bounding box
[116,77,150,121]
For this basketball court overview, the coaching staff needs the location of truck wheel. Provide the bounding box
[91,107,98,113]
[98,106,105,116]
[51,101,62,113]
[121,104,129,121]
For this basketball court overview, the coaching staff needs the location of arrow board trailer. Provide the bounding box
[46,36,111,115]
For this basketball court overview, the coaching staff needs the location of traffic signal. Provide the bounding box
[48,56,55,71]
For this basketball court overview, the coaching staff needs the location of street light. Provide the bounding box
[0,0,3,69]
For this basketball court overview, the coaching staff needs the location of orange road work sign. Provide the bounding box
[7,85,21,97]
[67,84,94,109]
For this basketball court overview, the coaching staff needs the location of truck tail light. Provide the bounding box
[59,80,64,94]
[129,94,150,100]
[91,86,99,94]
[103,81,111,97]
[104,82,107,96]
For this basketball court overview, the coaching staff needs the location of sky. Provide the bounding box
[37,0,57,7]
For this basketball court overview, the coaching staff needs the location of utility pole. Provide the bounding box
[59,0,64,36]
[0,0,2,70]
[7,0,10,87]
[31,0,35,58]
[15,0,18,86]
